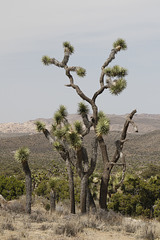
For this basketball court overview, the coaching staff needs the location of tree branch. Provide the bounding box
[115,153,126,191]
[100,48,119,87]
[92,85,108,102]
[81,112,93,137]
[112,109,138,164]
[88,137,98,176]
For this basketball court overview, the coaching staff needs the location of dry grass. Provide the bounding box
[0,198,160,240]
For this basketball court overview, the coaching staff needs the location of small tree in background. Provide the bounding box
[14,147,32,214]
[37,39,138,213]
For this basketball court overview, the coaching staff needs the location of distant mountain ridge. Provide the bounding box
[0,114,160,136]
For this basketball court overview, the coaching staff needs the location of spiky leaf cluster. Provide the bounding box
[14,147,30,163]
[54,111,63,125]
[35,121,46,132]
[54,128,67,139]
[58,105,68,118]
[53,141,64,151]
[77,102,90,115]
[110,78,127,95]
[54,105,68,125]
[105,65,127,78]
[42,56,52,65]
[113,38,127,50]
[96,115,110,136]
[98,111,109,122]
[76,67,86,77]
[67,131,82,149]
[63,41,74,54]
[74,121,83,134]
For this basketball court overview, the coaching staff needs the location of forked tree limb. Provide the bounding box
[100,48,120,87]
[112,109,138,164]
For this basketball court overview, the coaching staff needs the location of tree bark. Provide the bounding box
[87,187,96,212]
[66,159,76,214]
[22,161,32,214]
[80,173,88,213]
[50,189,56,213]
[99,166,110,210]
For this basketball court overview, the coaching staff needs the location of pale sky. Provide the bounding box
[0,0,160,123]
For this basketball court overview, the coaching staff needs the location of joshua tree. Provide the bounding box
[36,104,97,213]
[37,39,138,212]
[14,147,32,214]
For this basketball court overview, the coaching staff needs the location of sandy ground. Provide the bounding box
[0,228,138,240]
[0,204,160,240]
[78,228,137,240]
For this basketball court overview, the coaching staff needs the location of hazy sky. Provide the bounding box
[1,0,160,123]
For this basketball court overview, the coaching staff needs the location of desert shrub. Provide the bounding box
[1,219,15,231]
[35,180,49,197]
[7,200,25,213]
[45,203,50,211]
[35,177,70,202]
[135,204,143,216]
[0,176,25,200]
[108,174,160,218]
[30,210,47,223]
[55,221,83,237]
[39,224,50,231]
[153,199,160,219]
[108,193,139,216]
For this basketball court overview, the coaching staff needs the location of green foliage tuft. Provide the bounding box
[58,105,68,118]
[98,111,108,120]
[104,67,112,77]
[76,67,86,77]
[42,56,52,65]
[77,102,89,115]
[63,41,74,54]
[113,38,127,50]
[53,141,64,151]
[67,131,82,149]
[54,128,66,139]
[35,121,46,132]
[109,78,127,95]
[96,117,110,136]
[105,65,128,77]
[54,111,63,125]
[52,123,57,133]
[14,147,30,163]
[74,121,83,134]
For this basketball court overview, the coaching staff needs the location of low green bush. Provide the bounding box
[0,175,25,200]
[108,174,160,218]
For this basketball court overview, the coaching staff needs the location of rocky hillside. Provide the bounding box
[1,114,160,136]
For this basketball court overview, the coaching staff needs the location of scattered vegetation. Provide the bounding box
[0,202,160,240]
[0,176,25,200]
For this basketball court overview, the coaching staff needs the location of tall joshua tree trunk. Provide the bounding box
[66,159,75,214]
[22,160,32,214]
[76,138,98,213]
[80,173,88,213]
[14,147,32,214]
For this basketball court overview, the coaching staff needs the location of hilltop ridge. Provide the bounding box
[0,113,160,136]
